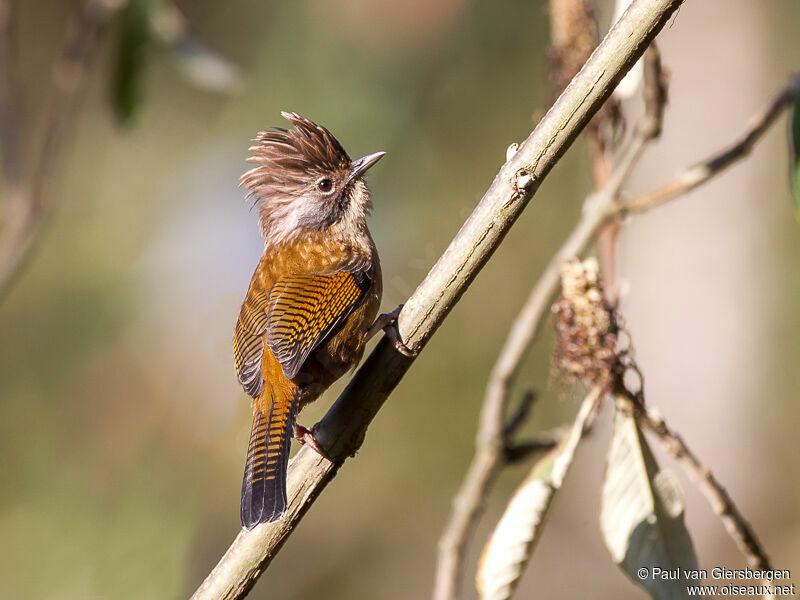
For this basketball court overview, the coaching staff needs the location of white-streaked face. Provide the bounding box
[239,114,381,248]
[256,170,374,247]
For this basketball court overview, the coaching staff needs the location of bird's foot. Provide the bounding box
[292,423,330,459]
[366,304,417,357]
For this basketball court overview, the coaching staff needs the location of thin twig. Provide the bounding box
[593,43,666,305]
[625,73,800,214]
[432,73,662,600]
[503,433,562,464]
[190,2,686,598]
[431,202,609,600]
[475,386,604,600]
[613,68,786,589]
[432,55,796,600]
[640,42,668,140]
[0,0,129,301]
[502,390,537,439]
[618,393,772,571]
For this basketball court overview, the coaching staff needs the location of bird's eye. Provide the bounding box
[317,179,333,193]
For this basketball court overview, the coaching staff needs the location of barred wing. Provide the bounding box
[266,270,371,379]
[233,289,271,397]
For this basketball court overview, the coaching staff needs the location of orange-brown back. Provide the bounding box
[235,232,381,527]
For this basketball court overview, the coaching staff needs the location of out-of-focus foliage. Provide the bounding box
[788,84,800,220]
[112,0,154,125]
[112,0,241,125]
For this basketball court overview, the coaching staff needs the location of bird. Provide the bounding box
[233,112,410,529]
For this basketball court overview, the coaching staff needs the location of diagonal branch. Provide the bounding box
[432,50,665,595]
[188,0,686,598]
[475,385,605,600]
[621,396,772,571]
[432,58,797,600]
[624,73,800,214]
[591,41,667,305]
[432,197,612,600]
[611,340,773,587]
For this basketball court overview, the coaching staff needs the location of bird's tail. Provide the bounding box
[240,387,297,529]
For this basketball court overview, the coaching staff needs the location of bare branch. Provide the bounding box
[625,74,800,214]
[639,42,668,140]
[503,432,562,465]
[189,1,687,598]
[475,386,604,600]
[502,389,537,439]
[432,36,685,600]
[610,279,773,576]
[432,49,799,600]
[0,0,129,301]
[618,394,772,572]
[592,43,668,304]
[431,132,655,599]
[601,75,782,598]
[431,190,616,600]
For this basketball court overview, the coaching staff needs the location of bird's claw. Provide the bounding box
[292,423,330,460]
[367,304,417,357]
[384,320,417,357]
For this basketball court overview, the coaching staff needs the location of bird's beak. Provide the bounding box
[349,151,386,182]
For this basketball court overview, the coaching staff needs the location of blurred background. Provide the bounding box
[1,0,799,598]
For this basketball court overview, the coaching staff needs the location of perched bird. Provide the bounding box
[234,112,408,529]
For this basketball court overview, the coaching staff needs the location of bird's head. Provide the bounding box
[241,112,384,245]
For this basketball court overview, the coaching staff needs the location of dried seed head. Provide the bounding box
[553,258,617,385]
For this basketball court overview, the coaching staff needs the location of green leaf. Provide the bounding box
[476,390,599,600]
[111,0,155,126]
[600,411,699,600]
[790,87,800,221]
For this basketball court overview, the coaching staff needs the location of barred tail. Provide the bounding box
[240,389,295,529]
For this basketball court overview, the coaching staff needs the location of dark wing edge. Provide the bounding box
[233,288,271,397]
